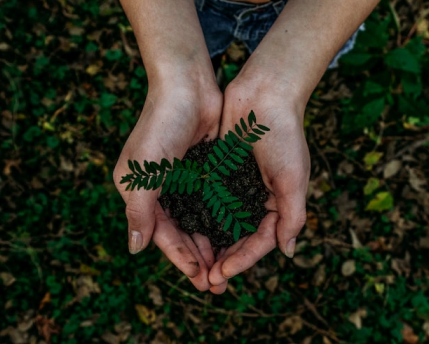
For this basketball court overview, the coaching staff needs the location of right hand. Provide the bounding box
[113,78,223,291]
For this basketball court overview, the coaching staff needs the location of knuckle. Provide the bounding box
[125,206,143,225]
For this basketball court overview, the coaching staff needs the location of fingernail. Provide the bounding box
[285,237,296,258]
[129,230,143,254]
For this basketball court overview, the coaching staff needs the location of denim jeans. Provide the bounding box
[195,0,364,69]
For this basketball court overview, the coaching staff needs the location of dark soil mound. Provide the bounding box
[159,140,268,248]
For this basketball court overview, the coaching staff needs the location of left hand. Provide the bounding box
[208,70,311,294]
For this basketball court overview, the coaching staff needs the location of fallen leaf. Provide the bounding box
[364,151,383,170]
[312,264,326,287]
[341,260,356,276]
[0,272,16,286]
[293,254,323,269]
[383,159,401,179]
[278,316,303,335]
[366,192,394,212]
[349,229,363,249]
[148,285,164,306]
[265,275,278,293]
[363,178,380,195]
[135,304,156,325]
[306,211,319,231]
[35,315,60,344]
[348,308,367,329]
[402,322,419,344]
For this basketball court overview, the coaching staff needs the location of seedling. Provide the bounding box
[120,111,270,241]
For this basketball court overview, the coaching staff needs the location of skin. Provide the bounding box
[113,0,380,293]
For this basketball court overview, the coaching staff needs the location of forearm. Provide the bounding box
[239,0,379,109]
[119,0,215,85]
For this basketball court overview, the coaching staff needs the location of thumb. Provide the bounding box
[272,173,308,258]
[114,165,158,254]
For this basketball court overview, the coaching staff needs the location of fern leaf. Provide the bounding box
[229,153,244,164]
[225,134,234,147]
[172,170,181,182]
[240,118,247,133]
[256,124,270,132]
[238,141,253,151]
[144,160,155,174]
[202,189,214,201]
[213,146,224,160]
[223,214,233,231]
[224,159,237,171]
[218,166,230,176]
[178,182,186,194]
[128,160,135,173]
[251,127,265,135]
[179,170,189,184]
[186,180,194,195]
[133,160,146,175]
[216,207,226,223]
[155,171,164,189]
[218,140,229,153]
[120,174,133,184]
[207,196,217,208]
[194,179,202,192]
[212,200,221,217]
[248,110,256,126]
[233,222,241,242]
[221,196,238,203]
[208,154,217,166]
[234,147,249,157]
[235,124,243,137]
[160,158,172,170]
[241,222,257,232]
[234,212,252,219]
[169,181,177,194]
[147,175,156,189]
[227,202,243,210]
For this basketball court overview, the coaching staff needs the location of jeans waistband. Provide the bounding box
[196,0,285,15]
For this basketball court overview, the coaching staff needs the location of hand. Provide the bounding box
[208,75,310,294]
[113,78,223,291]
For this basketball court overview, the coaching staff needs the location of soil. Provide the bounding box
[159,140,268,248]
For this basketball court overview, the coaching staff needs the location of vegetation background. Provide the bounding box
[1,0,428,343]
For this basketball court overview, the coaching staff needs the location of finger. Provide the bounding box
[191,233,215,269]
[152,204,200,278]
[209,281,228,295]
[273,173,308,258]
[220,212,278,278]
[125,188,158,254]
[209,236,250,286]
[177,230,211,291]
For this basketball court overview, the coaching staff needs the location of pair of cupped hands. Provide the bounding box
[113,67,310,294]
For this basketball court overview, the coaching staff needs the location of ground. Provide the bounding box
[0,0,428,343]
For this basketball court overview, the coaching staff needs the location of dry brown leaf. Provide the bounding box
[0,272,16,287]
[264,275,278,293]
[148,285,164,306]
[349,229,363,249]
[135,304,156,325]
[323,336,333,344]
[341,260,356,276]
[293,254,323,269]
[306,211,319,231]
[348,308,367,329]
[402,323,419,344]
[312,264,326,287]
[278,316,303,335]
[35,315,60,344]
[408,167,427,192]
[383,159,402,179]
[101,331,120,344]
